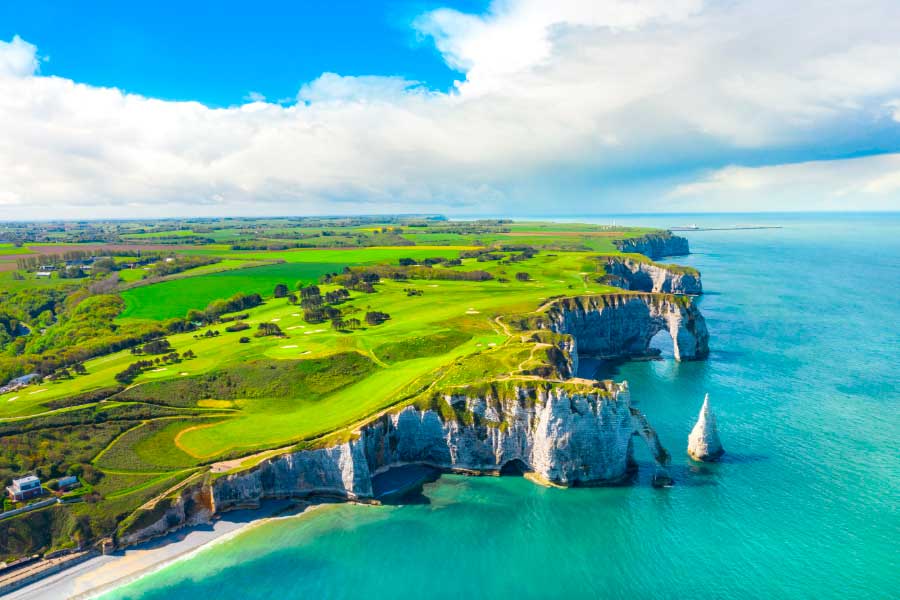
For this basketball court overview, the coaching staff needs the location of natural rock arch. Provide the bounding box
[540,294,709,362]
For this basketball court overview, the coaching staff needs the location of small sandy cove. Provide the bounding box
[8,500,319,600]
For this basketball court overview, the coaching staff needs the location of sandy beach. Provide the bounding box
[7,501,315,600]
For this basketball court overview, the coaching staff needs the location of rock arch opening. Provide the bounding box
[648,329,675,359]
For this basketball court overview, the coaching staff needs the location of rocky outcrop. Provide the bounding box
[687,394,724,461]
[117,484,214,547]
[537,294,709,362]
[614,231,690,259]
[601,256,702,295]
[213,382,671,511]
[120,381,673,544]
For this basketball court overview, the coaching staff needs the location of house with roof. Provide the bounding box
[7,475,43,502]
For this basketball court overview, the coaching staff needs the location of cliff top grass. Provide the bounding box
[0,218,697,559]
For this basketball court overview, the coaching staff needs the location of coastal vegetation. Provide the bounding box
[0,217,691,561]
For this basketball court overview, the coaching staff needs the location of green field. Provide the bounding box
[119,262,345,320]
[0,218,693,559]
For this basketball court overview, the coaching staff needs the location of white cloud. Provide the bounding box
[668,154,900,211]
[0,35,38,78]
[2,0,900,218]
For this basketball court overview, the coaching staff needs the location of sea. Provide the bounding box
[103,213,899,599]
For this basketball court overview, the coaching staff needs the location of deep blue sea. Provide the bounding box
[105,214,899,599]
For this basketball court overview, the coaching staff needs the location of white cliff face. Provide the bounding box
[541,294,709,362]
[613,232,690,259]
[210,384,671,513]
[603,257,702,295]
[687,394,724,461]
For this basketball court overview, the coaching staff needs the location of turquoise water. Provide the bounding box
[105,214,899,599]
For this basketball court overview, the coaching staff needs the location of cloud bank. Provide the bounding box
[2,0,899,218]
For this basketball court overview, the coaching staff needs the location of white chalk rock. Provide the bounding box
[687,394,724,461]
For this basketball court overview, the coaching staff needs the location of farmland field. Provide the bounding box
[0,216,689,560]
[119,262,346,320]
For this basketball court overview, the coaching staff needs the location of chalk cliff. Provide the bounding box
[687,394,724,461]
[114,292,713,549]
[613,231,690,259]
[118,381,672,545]
[535,294,709,361]
[601,256,702,295]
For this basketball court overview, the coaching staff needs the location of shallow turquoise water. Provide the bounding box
[105,214,899,599]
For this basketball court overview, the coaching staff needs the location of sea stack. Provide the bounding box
[687,394,724,461]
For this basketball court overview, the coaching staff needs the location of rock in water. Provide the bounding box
[687,394,724,461]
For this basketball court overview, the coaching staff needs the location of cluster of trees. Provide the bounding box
[186,292,263,324]
[303,305,341,324]
[398,256,457,267]
[114,350,195,384]
[339,265,492,283]
[194,329,221,339]
[365,311,391,326]
[515,272,531,281]
[331,317,362,331]
[225,321,250,332]
[131,338,173,355]
[324,288,350,304]
[323,270,379,293]
[149,255,220,277]
[255,322,284,337]
[405,288,424,297]
[0,292,190,386]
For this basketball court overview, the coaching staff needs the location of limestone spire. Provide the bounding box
[687,393,724,461]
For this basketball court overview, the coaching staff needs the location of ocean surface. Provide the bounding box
[104,213,899,599]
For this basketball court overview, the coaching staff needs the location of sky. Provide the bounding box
[1,0,899,219]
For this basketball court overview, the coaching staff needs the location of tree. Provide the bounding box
[515,272,531,281]
[287,293,298,304]
[255,322,284,337]
[273,283,289,298]
[365,311,390,326]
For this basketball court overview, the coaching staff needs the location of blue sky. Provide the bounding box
[0,1,487,105]
[0,0,898,218]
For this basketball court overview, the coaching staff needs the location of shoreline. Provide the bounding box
[6,500,325,600]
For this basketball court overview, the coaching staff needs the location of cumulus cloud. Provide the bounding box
[0,35,38,78]
[2,0,900,218]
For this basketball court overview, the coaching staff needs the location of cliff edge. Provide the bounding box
[614,231,690,259]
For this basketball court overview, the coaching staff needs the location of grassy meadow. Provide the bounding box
[0,218,691,558]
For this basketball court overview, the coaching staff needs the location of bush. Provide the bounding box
[515,272,531,281]
[225,322,250,332]
[239,337,251,343]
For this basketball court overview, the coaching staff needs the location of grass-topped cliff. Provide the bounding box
[0,218,695,560]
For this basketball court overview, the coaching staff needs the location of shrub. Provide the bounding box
[239,337,250,343]
[225,322,250,332]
